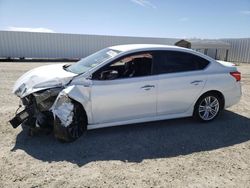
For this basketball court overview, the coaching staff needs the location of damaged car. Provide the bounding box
[10,44,242,142]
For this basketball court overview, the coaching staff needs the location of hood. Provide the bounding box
[13,63,77,98]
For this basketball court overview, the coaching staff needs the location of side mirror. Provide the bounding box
[100,70,119,80]
[86,72,92,80]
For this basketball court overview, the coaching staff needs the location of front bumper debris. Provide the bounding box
[9,107,33,128]
[9,88,61,130]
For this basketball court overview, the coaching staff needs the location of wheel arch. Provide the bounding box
[194,90,225,115]
[52,94,88,142]
[70,98,88,126]
[61,85,93,124]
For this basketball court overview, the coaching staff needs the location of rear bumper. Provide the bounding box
[224,82,242,108]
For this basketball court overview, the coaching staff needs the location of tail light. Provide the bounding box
[230,71,241,81]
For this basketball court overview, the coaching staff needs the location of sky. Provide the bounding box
[0,0,249,39]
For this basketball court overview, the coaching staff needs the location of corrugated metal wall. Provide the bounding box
[216,48,228,61]
[220,38,250,63]
[0,31,178,58]
[0,31,249,63]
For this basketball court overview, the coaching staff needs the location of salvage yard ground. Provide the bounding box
[0,62,250,187]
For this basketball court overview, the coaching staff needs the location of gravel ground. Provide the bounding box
[0,62,249,188]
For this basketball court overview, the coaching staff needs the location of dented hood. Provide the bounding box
[13,63,77,98]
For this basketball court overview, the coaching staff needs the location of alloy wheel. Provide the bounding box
[198,96,220,121]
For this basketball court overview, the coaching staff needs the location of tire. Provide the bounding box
[193,93,222,122]
[54,102,87,142]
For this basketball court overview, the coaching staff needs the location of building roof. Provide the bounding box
[175,39,231,49]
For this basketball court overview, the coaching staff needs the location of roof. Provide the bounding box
[109,44,183,52]
[189,39,230,49]
[175,39,230,49]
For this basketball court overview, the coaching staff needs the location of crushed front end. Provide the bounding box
[9,87,62,133]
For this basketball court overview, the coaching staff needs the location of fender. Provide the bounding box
[51,85,93,125]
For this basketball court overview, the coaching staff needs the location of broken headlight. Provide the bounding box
[15,83,27,97]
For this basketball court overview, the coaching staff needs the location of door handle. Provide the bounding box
[190,80,203,85]
[141,85,155,90]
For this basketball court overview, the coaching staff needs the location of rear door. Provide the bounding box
[153,51,210,115]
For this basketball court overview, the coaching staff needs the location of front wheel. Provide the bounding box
[54,101,87,142]
[194,93,222,122]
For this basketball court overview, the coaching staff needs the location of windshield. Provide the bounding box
[66,48,121,74]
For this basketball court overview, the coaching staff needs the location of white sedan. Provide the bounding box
[10,44,242,142]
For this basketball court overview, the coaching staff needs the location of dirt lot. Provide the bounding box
[0,62,250,188]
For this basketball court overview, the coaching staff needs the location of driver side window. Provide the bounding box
[93,53,153,80]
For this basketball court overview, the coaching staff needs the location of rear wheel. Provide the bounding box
[194,93,222,122]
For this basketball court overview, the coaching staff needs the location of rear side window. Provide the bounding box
[153,51,210,74]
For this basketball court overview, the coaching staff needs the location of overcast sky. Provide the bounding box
[0,0,249,39]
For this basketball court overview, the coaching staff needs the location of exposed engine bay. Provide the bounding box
[10,85,88,142]
[10,87,62,132]
[8,61,93,142]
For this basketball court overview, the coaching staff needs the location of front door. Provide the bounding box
[91,52,157,124]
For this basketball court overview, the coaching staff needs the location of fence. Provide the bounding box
[220,38,250,63]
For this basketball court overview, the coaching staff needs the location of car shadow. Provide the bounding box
[11,110,250,166]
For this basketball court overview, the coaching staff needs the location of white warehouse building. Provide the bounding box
[0,31,178,59]
[0,31,249,63]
